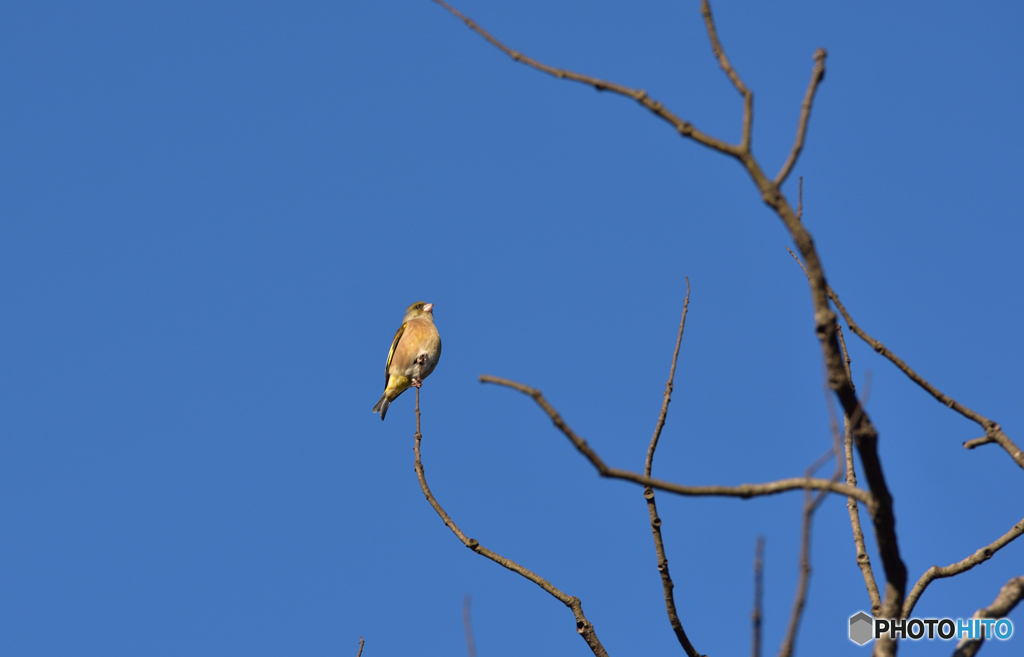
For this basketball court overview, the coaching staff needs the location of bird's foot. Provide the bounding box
[411,378,423,388]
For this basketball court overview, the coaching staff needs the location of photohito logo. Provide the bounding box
[848,612,1014,646]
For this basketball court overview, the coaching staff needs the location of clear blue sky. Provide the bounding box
[2,1,1022,655]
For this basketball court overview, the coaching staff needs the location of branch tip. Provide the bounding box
[413,385,609,656]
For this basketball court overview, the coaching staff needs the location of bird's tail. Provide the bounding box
[372,394,390,421]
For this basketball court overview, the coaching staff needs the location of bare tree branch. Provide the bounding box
[356,637,364,657]
[685,7,905,635]
[646,278,690,476]
[427,0,740,156]
[643,281,703,657]
[794,233,1023,634]
[843,408,883,617]
[433,2,905,651]
[463,594,477,657]
[788,245,882,616]
[903,516,1024,618]
[698,0,753,151]
[963,436,989,449]
[756,193,904,657]
[826,285,1024,471]
[952,575,1024,657]
[412,388,609,656]
[480,375,874,505]
[752,536,765,657]
[775,50,827,186]
[785,247,1023,471]
[835,322,854,388]
[779,441,842,657]
[786,246,810,279]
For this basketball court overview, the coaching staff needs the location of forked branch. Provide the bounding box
[788,244,1024,472]
[428,0,739,156]
[413,389,609,656]
[685,6,909,641]
[827,285,1024,471]
[698,0,753,151]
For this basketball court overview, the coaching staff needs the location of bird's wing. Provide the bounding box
[385,322,407,387]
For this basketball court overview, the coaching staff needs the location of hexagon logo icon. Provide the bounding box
[849,611,873,645]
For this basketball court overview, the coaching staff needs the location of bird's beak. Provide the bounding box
[423,303,434,313]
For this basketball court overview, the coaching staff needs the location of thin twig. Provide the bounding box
[903,516,1024,618]
[775,49,827,186]
[963,436,989,449]
[643,282,703,657]
[463,594,477,657]
[356,637,364,657]
[646,278,691,475]
[778,442,841,657]
[699,0,753,151]
[480,375,874,506]
[752,536,765,657]
[835,322,854,388]
[413,388,609,656]
[843,400,882,616]
[952,576,1024,657]
[428,0,740,156]
[785,247,810,280]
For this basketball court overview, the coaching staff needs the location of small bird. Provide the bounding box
[372,301,442,420]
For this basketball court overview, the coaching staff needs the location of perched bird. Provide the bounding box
[372,301,442,420]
